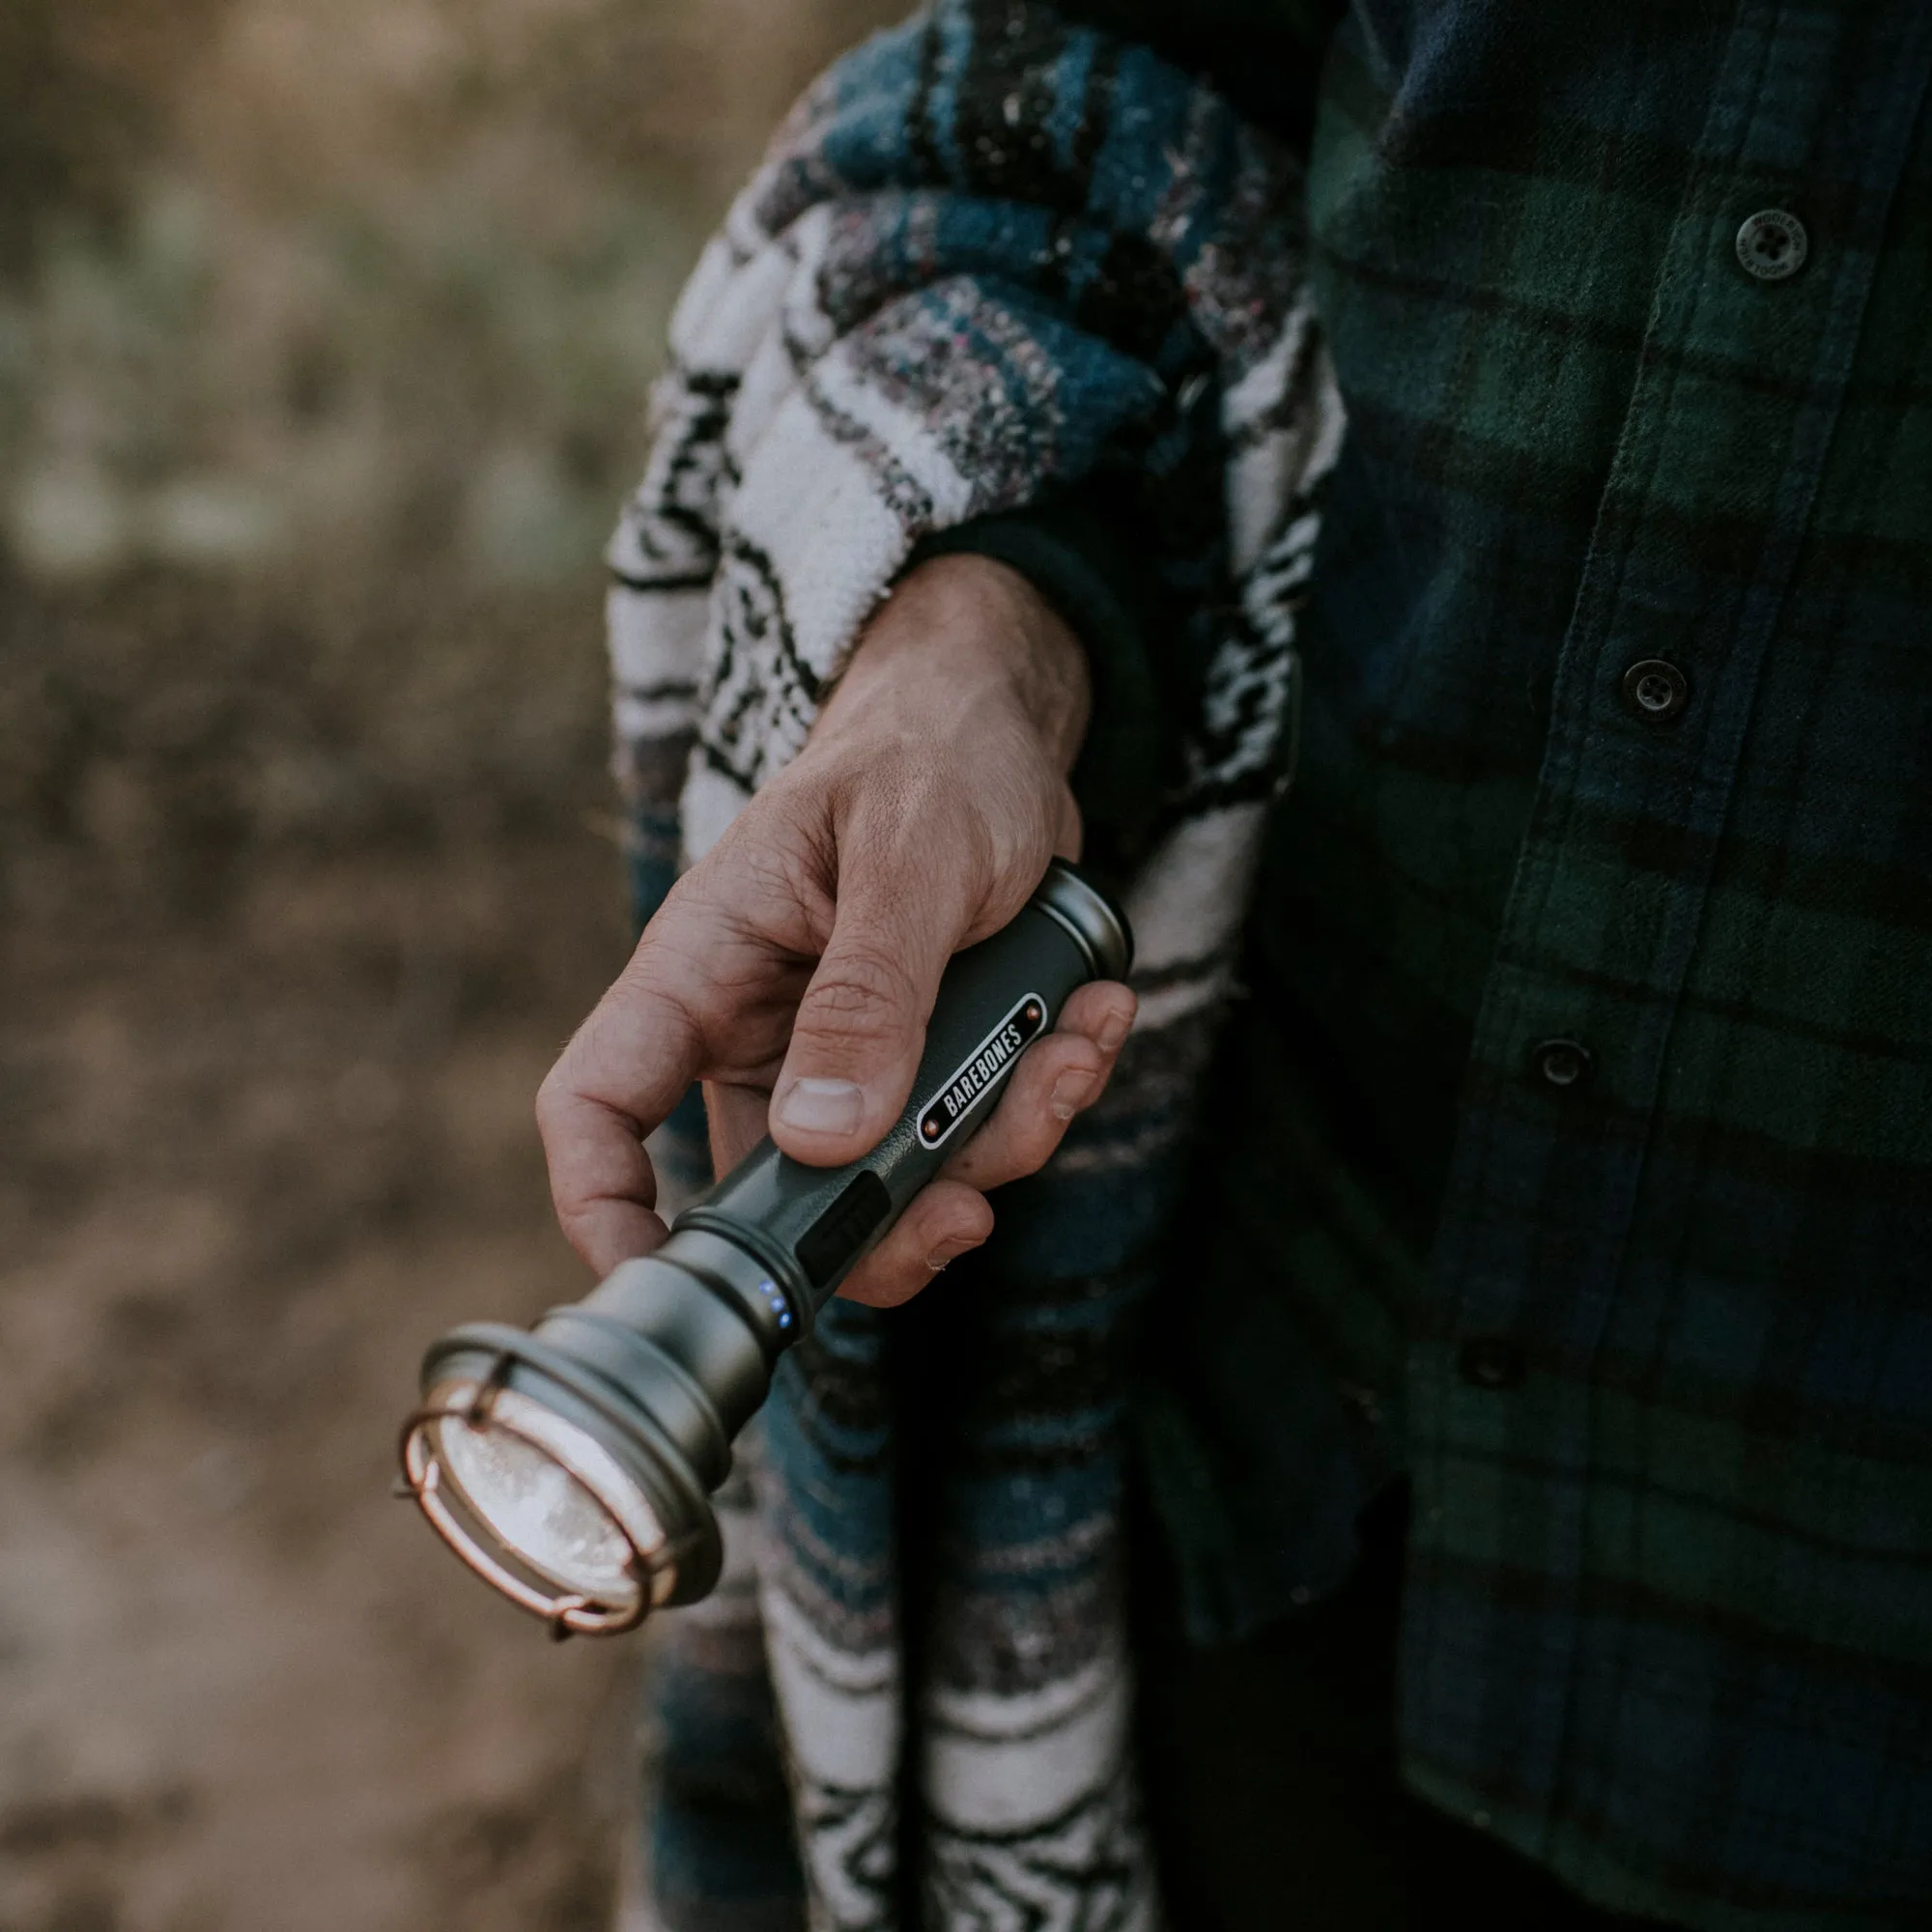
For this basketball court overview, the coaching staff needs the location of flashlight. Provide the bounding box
[399,860,1131,1637]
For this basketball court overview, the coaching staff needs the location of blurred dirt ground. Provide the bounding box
[1,774,637,1931]
[0,3,895,1926]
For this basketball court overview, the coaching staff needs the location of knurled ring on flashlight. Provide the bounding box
[399,1375,675,1636]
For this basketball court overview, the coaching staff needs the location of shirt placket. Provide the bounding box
[1400,0,1932,1847]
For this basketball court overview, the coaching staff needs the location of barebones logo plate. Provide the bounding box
[916,995,1048,1151]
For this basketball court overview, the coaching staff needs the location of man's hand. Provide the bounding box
[536,554,1137,1307]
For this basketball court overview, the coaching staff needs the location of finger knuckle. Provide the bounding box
[800,948,915,1044]
[1011,1115,1063,1176]
[957,1120,1052,1191]
[551,1190,594,1237]
[533,1066,574,1138]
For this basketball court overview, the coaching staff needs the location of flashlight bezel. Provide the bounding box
[400,1376,677,1636]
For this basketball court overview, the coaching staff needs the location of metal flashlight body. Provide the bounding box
[399,860,1132,1637]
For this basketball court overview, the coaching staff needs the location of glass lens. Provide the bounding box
[436,1414,637,1603]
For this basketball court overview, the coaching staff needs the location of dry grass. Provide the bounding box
[0,3,900,1926]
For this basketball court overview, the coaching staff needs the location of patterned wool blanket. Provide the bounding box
[605,4,1342,1925]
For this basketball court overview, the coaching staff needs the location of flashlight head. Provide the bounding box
[400,1230,787,1635]
[402,1374,681,1634]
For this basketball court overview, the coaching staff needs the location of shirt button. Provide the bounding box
[1458,1337,1526,1390]
[1531,1036,1594,1090]
[1736,209,1807,281]
[1622,658,1690,723]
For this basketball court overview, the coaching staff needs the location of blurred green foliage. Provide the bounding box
[0,0,897,926]
[0,0,231,270]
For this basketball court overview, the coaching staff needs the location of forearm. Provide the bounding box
[907,483,1185,846]
[827,555,1092,784]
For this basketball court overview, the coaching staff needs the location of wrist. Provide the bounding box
[827,554,1092,775]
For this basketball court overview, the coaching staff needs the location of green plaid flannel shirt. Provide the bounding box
[947,4,1932,1926]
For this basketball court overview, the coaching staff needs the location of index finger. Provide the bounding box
[534,913,726,1275]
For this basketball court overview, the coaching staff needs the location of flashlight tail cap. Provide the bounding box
[1031,859,1133,982]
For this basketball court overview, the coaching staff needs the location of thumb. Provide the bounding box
[767,858,964,1166]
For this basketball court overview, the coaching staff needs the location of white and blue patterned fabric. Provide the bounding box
[605,5,1342,1924]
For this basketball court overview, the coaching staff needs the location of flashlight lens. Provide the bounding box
[436,1412,637,1603]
